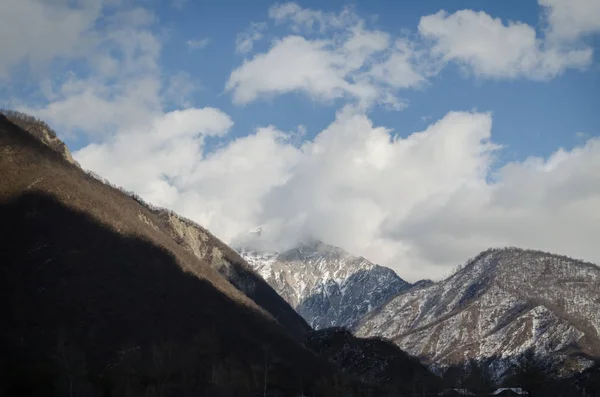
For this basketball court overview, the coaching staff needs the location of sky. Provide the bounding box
[1,0,599,281]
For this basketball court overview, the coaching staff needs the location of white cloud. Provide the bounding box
[23,75,163,137]
[239,109,500,280]
[418,9,592,80]
[268,2,359,33]
[75,108,234,207]
[227,36,364,105]
[11,0,200,143]
[228,1,600,109]
[16,8,164,136]
[169,126,301,239]
[367,39,428,88]
[228,1,600,107]
[163,71,198,107]
[540,0,600,42]
[227,4,425,108]
[235,22,267,54]
[0,0,102,78]
[186,38,211,51]
[384,137,600,279]
[76,103,599,282]
[417,0,600,81]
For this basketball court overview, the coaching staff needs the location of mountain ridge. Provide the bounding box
[1,110,311,338]
[356,247,600,377]
[238,240,413,329]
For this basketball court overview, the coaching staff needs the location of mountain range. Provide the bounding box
[357,247,600,377]
[239,240,600,378]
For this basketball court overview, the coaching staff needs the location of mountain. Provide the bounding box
[355,247,600,377]
[0,110,310,339]
[239,239,411,329]
[0,112,348,396]
[308,327,440,393]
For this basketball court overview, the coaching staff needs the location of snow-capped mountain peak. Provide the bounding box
[237,240,411,329]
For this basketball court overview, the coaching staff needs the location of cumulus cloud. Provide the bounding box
[75,103,600,282]
[17,11,164,136]
[227,35,371,105]
[226,4,425,108]
[417,0,599,80]
[540,0,600,42]
[227,0,600,107]
[233,109,500,279]
[75,108,234,207]
[12,0,199,141]
[385,138,600,279]
[0,0,101,78]
[221,110,600,281]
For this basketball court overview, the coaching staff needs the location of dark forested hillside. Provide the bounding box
[0,113,339,396]
[0,192,331,396]
[308,327,441,395]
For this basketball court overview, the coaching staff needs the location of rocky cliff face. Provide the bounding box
[159,212,312,338]
[355,248,600,377]
[239,240,410,329]
[0,109,77,165]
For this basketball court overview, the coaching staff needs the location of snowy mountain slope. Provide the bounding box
[239,240,411,329]
[355,248,600,376]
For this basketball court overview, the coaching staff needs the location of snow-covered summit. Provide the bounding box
[237,239,410,329]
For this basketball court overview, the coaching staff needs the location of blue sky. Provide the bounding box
[1,0,599,280]
[159,0,600,162]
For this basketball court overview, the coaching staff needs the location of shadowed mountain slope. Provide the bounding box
[0,114,338,396]
[0,111,310,339]
[308,327,440,394]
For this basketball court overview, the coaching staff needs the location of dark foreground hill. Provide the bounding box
[0,113,341,397]
[308,327,440,394]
